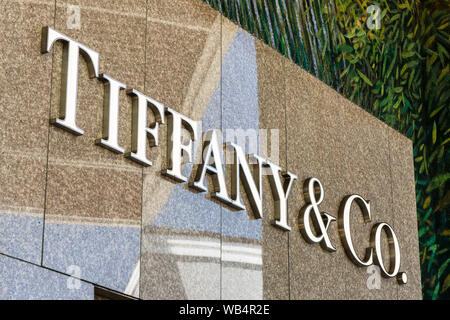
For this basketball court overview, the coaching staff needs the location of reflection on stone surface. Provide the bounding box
[43,222,140,296]
[0,0,54,266]
[142,231,262,300]
[140,84,222,300]
[140,0,224,300]
[221,28,263,300]
[0,213,43,264]
[0,254,93,300]
[142,231,220,299]
[38,0,147,299]
[140,27,265,300]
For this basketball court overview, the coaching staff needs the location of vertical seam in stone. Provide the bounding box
[40,0,58,267]
[387,134,399,300]
[138,0,149,300]
[283,58,291,300]
[219,13,223,301]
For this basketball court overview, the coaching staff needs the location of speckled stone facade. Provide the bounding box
[0,0,421,299]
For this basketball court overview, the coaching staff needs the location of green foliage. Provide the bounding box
[331,1,449,299]
[202,0,450,299]
[412,0,450,300]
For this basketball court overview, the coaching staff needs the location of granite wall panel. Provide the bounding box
[42,0,147,297]
[314,86,397,300]
[285,58,325,300]
[255,39,289,300]
[0,254,93,300]
[390,132,422,300]
[0,0,54,264]
[221,22,263,300]
[140,0,223,300]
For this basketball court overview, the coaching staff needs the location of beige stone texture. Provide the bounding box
[285,58,325,299]
[220,19,265,300]
[390,131,422,299]
[0,0,55,262]
[140,0,225,300]
[315,86,397,300]
[141,0,224,226]
[284,56,405,299]
[255,39,289,300]
[45,0,147,224]
[42,0,147,296]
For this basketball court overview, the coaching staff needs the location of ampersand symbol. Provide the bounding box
[299,177,336,252]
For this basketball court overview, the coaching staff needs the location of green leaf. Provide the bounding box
[423,196,431,209]
[426,173,450,192]
[419,227,428,237]
[340,65,351,78]
[424,235,437,247]
[393,97,402,109]
[423,208,433,222]
[424,35,436,49]
[442,274,450,293]
[442,137,450,146]
[337,44,353,53]
[385,50,397,79]
[390,14,400,23]
[432,121,437,144]
[356,70,373,86]
[429,104,447,118]
[432,283,440,300]
[438,258,450,278]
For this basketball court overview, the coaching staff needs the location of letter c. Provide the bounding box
[338,195,373,267]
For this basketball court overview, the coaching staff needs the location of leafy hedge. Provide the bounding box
[202,0,449,299]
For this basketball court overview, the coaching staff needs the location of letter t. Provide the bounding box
[41,26,100,135]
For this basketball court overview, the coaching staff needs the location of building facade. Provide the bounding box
[0,0,421,299]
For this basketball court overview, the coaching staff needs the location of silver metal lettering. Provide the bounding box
[265,161,297,231]
[338,195,374,266]
[226,143,266,219]
[96,74,126,153]
[126,89,164,166]
[163,108,198,182]
[190,130,232,204]
[370,222,402,279]
[299,178,336,252]
[41,26,99,135]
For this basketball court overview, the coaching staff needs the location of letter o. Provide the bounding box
[370,222,401,278]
